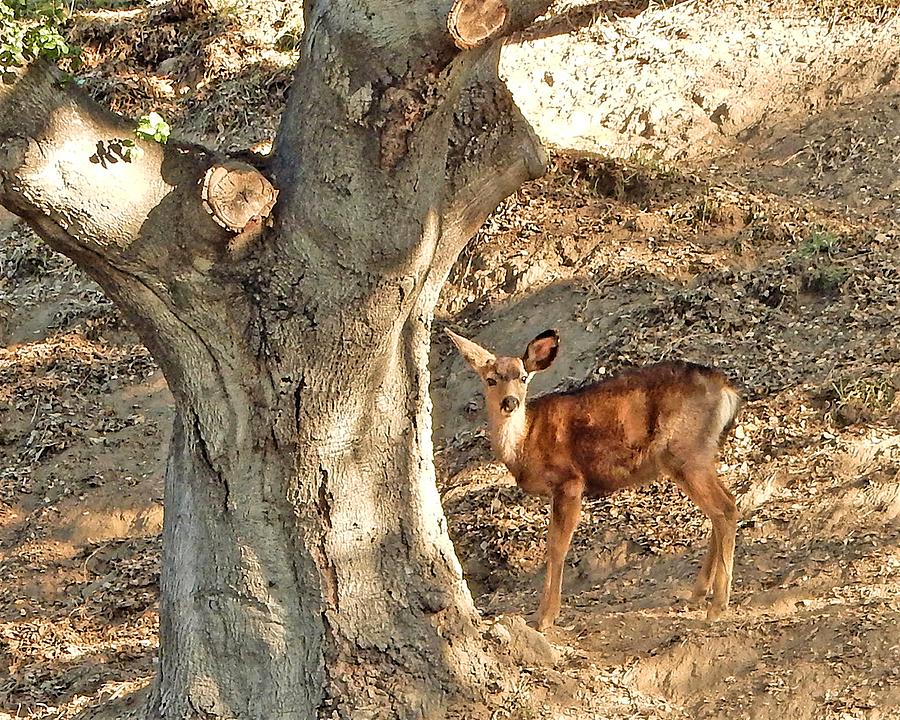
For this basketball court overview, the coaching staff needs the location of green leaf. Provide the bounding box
[135,112,171,144]
[0,0,78,70]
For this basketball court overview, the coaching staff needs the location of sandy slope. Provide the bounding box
[503,0,900,161]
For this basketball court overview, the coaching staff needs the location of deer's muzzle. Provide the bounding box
[500,396,520,414]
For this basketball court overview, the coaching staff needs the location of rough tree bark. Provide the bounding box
[0,1,549,717]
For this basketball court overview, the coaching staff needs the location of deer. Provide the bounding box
[445,327,742,632]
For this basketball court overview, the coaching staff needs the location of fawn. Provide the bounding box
[446,328,742,631]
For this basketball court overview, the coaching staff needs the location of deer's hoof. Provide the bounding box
[689,588,710,608]
[534,611,557,633]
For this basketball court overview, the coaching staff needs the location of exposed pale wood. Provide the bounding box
[448,0,509,49]
[201,160,278,233]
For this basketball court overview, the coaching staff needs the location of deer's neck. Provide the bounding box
[487,405,528,473]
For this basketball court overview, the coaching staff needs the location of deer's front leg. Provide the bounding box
[536,484,582,632]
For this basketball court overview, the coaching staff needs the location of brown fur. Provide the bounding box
[446,329,743,632]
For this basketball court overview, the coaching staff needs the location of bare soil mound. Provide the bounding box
[503,0,900,161]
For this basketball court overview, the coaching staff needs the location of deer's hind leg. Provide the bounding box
[709,480,738,620]
[690,524,718,605]
[674,463,738,620]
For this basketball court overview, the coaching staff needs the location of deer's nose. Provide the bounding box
[500,396,519,413]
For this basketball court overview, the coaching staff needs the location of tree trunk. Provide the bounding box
[0,1,549,717]
[151,314,492,719]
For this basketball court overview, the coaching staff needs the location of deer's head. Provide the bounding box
[445,329,559,417]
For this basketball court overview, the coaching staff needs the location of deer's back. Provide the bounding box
[519,361,739,497]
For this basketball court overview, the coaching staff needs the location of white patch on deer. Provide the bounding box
[715,387,742,437]
[488,404,527,469]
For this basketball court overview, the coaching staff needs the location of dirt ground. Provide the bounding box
[1,1,899,719]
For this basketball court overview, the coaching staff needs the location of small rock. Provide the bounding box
[157,57,181,76]
[487,621,511,645]
[495,614,560,666]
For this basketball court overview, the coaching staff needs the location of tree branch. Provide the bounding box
[268,1,551,280]
[0,61,273,272]
[504,0,556,37]
[0,61,277,448]
[441,47,548,252]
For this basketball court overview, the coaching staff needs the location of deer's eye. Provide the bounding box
[486,378,497,387]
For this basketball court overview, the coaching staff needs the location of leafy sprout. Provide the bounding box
[135,112,171,144]
[0,0,79,72]
[798,230,841,258]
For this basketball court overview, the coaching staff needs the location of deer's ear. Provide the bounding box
[523,330,559,373]
[445,329,495,373]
